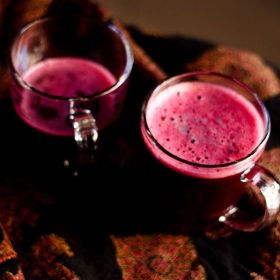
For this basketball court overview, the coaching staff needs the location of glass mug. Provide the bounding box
[141,71,280,232]
[10,15,133,170]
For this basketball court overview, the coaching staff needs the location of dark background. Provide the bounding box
[98,0,280,66]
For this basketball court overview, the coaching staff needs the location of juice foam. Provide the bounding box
[13,57,117,136]
[143,81,265,178]
[24,57,116,98]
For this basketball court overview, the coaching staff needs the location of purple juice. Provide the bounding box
[141,81,266,179]
[12,57,117,136]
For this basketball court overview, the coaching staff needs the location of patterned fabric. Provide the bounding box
[0,225,24,280]
[111,234,206,280]
[27,234,78,279]
[0,0,280,279]
[0,183,79,279]
[186,46,280,100]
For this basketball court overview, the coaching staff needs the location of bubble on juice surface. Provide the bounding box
[145,81,265,167]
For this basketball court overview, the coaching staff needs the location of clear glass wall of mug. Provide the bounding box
[141,71,280,232]
[9,15,133,173]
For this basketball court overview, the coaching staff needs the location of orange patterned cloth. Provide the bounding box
[0,1,280,280]
[111,234,206,280]
[0,225,24,279]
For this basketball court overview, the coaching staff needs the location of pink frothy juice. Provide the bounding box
[10,16,134,140]
[12,57,118,136]
[141,79,267,179]
[141,72,278,230]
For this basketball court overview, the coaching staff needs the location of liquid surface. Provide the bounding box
[143,81,265,177]
[24,57,116,98]
[13,57,117,136]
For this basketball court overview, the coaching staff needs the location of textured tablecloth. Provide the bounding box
[0,1,280,279]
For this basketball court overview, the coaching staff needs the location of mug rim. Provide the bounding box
[142,70,271,169]
[10,15,134,101]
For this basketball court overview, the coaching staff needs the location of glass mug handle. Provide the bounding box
[68,102,98,171]
[219,164,280,231]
